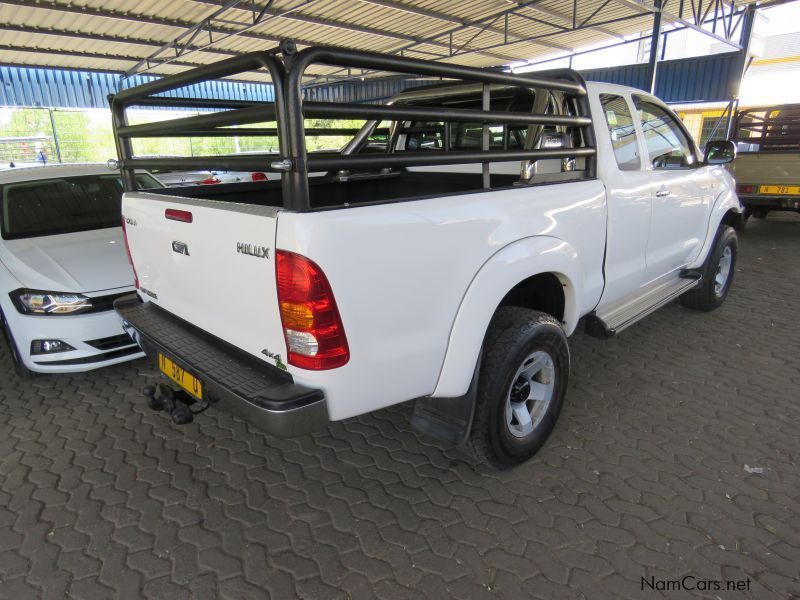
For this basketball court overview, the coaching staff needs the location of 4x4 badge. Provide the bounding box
[261,349,287,370]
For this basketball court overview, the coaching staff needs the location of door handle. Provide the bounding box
[655,189,670,197]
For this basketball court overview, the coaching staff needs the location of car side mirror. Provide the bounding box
[704,140,736,165]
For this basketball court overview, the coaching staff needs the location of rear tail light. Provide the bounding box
[165,208,193,223]
[276,250,349,370]
[200,176,221,185]
[736,184,754,194]
[251,172,268,182]
[121,217,139,289]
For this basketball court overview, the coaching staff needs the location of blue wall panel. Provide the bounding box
[582,52,738,103]
[654,52,738,103]
[303,78,433,103]
[581,63,649,91]
[1,52,741,109]
[1,66,275,109]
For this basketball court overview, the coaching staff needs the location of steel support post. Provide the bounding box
[646,0,663,94]
[48,109,63,163]
[725,4,756,138]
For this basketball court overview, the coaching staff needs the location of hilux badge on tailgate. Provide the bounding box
[237,242,270,259]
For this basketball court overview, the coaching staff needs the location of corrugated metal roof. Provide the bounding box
[0,0,749,86]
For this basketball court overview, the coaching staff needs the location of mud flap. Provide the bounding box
[410,356,481,446]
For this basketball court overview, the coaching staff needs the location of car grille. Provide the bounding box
[87,292,131,314]
[34,345,141,366]
[85,333,135,351]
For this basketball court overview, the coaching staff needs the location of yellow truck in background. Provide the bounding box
[728,104,800,220]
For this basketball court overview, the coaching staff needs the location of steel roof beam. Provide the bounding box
[0,47,315,86]
[446,12,647,59]
[0,0,446,69]
[0,0,433,56]
[251,9,519,61]
[134,0,515,76]
[0,28,325,80]
[504,0,627,41]
[385,0,579,54]
[189,0,536,60]
[0,23,239,56]
[611,0,742,48]
[301,1,584,86]
[353,0,573,52]
[0,44,205,71]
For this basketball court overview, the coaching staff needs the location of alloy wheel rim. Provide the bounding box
[714,245,733,297]
[505,350,556,438]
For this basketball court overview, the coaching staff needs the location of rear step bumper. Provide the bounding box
[114,294,328,437]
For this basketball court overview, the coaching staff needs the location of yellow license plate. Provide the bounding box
[158,353,203,400]
[759,185,800,196]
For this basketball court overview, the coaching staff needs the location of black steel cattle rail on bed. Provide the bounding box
[109,40,596,212]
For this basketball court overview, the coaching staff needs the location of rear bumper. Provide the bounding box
[114,294,328,437]
[739,195,800,211]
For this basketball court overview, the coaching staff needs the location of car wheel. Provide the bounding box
[1,310,33,379]
[466,307,569,468]
[680,225,737,312]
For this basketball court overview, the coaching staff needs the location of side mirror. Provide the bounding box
[704,140,736,165]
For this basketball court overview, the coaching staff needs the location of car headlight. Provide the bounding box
[10,289,93,316]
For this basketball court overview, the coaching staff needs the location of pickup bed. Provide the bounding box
[728,104,800,219]
[112,43,743,467]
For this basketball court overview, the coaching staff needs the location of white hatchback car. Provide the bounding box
[0,163,159,377]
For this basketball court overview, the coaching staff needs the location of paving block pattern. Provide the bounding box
[1,215,799,599]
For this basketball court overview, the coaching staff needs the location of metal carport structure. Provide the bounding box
[0,0,755,93]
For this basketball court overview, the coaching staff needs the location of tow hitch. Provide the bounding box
[142,384,205,425]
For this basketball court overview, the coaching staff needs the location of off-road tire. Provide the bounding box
[466,307,569,468]
[680,225,737,312]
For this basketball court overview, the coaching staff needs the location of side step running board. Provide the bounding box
[586,277,701,338]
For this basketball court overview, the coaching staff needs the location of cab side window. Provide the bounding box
[634,97,696,169]
[600,94,641,171]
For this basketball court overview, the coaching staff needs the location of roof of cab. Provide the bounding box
[0,162,121,185]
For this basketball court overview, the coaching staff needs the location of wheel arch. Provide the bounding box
[689,187,743,269]
[432,235,582,398]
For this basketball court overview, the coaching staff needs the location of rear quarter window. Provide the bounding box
[600,94,641,171]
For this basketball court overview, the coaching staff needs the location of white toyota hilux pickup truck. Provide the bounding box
[112,44,742,467]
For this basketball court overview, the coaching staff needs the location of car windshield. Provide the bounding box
[1,173,158,239]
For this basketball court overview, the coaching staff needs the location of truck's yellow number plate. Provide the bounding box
[759,185,800,196]
[159,353,203,399]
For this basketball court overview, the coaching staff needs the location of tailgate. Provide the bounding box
[730,152,800,187]
[121,192,287,368]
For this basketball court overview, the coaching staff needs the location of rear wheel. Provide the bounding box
[466,307,569,468]
[1,310,33,379]
[680,225,737,312]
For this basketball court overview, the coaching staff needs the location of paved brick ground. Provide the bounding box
[1,214,799,600]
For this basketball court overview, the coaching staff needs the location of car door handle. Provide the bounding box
[655,189,670,197]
